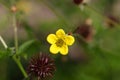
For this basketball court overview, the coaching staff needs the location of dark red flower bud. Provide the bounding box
[27,53,56,80]
[106,15,119,28]
[73,0,83,5]
[74,23,93,42]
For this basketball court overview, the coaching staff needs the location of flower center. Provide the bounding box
[56,39,64,47]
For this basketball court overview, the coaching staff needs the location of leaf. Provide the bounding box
[0,49,11,59]
[18,39,37,54]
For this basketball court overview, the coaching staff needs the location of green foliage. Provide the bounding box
[18,39,41,58]
[0,48,11,59]
[0,0,120,80]
[99,28,120,55]
[18,39,36,54]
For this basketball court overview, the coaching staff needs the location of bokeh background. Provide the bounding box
[0,0,120,80]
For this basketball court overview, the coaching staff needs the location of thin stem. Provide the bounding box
[9,0,28,78]
[83,4,120,27]
[13,14,18,54]
[13,55,28,78]
[0,35,8,49]
[12,13,28,78]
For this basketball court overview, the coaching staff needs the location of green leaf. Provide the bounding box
[18,39,37,54]
[0,49,11,59]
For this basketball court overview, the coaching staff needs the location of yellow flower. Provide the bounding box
[47,29,75,55]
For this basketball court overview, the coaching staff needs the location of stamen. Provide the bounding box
[56,39,64,47]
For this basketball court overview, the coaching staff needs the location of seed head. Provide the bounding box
[27,53,56,80]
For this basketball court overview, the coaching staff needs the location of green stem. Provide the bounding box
[13,55,28,78]
[84,4,120,27]
[12,13,28,78]
[13,14,18,54]
[0,35,28,78]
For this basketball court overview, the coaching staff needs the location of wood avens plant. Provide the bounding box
[0,3,76,80]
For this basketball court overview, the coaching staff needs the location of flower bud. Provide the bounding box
[105,15,119,28]
[73,0,83,5]
[11,5,17,13]
[74,19,93,42]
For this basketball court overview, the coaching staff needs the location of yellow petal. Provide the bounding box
[50,44,60,54]
[56,29,65,38]
[65,35,75,46]
[60,45,68,55]
[47,34,57,44]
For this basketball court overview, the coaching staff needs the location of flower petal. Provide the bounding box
[56,29,65,38]
[65,35,75,46]
[47,34,57,44]
[60,45,68,55]
[50,44,60,54]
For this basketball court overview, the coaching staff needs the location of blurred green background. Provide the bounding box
[0,0,120,80]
